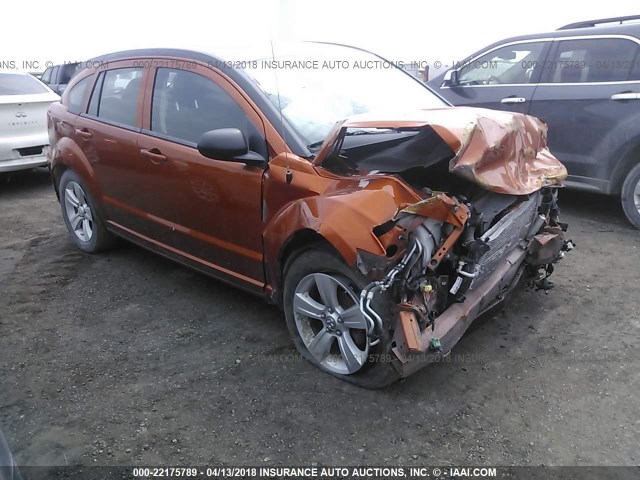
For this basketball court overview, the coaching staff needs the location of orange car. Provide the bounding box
[47,43,572,387]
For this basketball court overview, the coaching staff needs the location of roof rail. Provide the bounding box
[558,14,640,30]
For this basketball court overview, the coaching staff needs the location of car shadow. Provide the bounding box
[0,168,51,197]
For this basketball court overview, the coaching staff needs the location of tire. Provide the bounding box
[59,170,115,253]
[283,249,400,389]
[621,163,640,230]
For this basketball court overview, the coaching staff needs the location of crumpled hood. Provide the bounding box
[314,107,568,195]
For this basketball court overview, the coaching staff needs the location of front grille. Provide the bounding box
[470,192,540,289]
[16,146,45,157]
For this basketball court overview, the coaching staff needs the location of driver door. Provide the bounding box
[137,64,270,290]
[438,40,551,114]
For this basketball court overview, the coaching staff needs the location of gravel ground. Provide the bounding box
[0,169,638,467]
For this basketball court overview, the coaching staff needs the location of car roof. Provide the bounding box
[88,48,223,65]
[491,22,640,45]
[85,42,390,64]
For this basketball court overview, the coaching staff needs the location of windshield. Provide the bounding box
[244,44,447,148]
[0,73,49,95]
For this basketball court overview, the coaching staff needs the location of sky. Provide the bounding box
[2,0,638,71]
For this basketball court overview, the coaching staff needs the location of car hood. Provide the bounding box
[313,106,568,195]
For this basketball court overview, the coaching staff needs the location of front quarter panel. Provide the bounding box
[263,153,422,295]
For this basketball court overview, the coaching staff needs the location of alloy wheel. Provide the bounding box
[64,181,94,242]
[293,273,370,375]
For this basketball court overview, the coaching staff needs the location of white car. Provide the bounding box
[0,71,60,173]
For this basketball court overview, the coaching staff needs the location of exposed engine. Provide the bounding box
[359,187,573,347]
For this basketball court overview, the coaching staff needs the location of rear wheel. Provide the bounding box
[283,249,400,388]
[621,163,640,230]
[59,170,115,253]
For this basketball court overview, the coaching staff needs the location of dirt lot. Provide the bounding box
[0,169,639,467]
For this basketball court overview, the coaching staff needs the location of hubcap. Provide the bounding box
[64,181,94,242]
[293,273,369,375]
[634,179,640,213]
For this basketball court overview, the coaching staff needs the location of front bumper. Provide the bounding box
[391,230,564,378]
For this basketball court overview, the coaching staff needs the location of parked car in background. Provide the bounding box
[47,43,571,387]
[0,71,59,173]
[41,62,80,95]
[430,15,640,229]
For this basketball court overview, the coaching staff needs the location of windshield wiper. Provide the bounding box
[307,128,398,150]
[346,129,377,136]
[307,140,326,150]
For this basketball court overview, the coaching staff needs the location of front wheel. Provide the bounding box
[621,163,640,230]
[283,249,400,388]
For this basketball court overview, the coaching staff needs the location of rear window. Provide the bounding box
[67,76,93,114]
[0,73,49,95]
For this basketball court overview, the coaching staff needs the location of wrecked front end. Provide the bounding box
[317,107,573,377]
[358,189,572,377]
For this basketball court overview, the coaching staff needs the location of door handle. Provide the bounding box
[141,148,167,164]
[611,92,640,101]
[75,128,92,139]
[500,97,527,104]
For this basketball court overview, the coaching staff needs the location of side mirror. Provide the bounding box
[442,69,459,87]
[197,128,266,168]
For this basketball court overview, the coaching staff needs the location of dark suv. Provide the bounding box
[430,15,640,229]
[41,62,80,95]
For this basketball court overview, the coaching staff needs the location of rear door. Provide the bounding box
[73,61,150,235]
[529,36,640,191]
[438,40,551,114]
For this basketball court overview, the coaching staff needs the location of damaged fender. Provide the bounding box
[262,154,423,297]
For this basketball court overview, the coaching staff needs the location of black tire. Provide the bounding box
[621,163,640,230]
[283,249,400,389]
[59,169,115,253]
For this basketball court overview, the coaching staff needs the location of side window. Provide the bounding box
[151,68,264,153]
[93,68,143,127]
[50,66,59,84]
[41,68,52,84]
[458,42,547,86]
[548,38,640,83]
[67,76,93,114]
